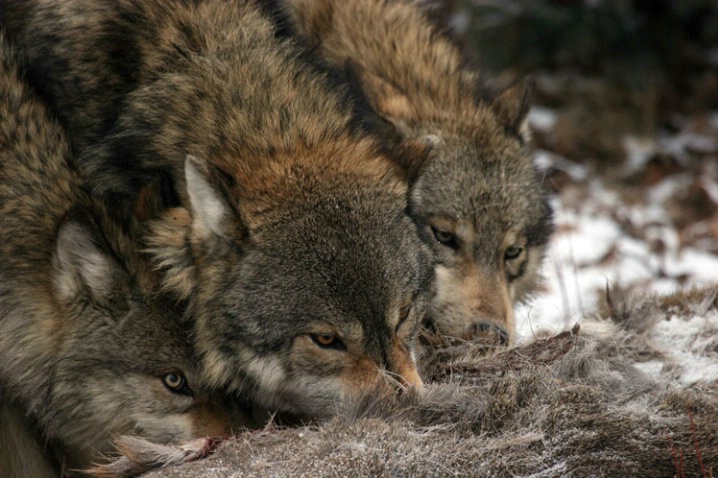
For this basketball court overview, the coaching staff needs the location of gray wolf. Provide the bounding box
[283,0,555,345]
[1,0,435,419]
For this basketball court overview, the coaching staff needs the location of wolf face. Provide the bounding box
[0,38,248,474]
[283,0,554,345]
[42,214,246,470]
[149,153,433,421]
[410,128,553,344]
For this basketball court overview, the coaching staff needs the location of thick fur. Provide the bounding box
[0,37,250,476]
[283,0,555,345]
[0,0,296,160]
[2,1,435,419]
[114,288,718,477]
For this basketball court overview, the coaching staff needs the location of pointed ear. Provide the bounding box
[491,77,535,141]
[390,135,437,186]
[185,155,234,241]
[53,214,130,316]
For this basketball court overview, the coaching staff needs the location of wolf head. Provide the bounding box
[409,87,554,345]
[40,209,249,469]
[364,74,553,346]
[283,0,554,345]
[148,152,434,420]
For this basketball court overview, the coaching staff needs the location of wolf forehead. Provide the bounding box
[412,133,549,221]
[63,301,197,366]
[203,197,433,332]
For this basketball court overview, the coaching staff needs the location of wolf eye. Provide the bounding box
[162,372,192,396]
[396,306,412,332]
[431,227,458,249]
[505,246,524,261]
[310,334,346,351]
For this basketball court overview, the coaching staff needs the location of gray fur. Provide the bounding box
[124,287,718,477]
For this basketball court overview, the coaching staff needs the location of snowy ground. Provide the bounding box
[517,106,718,387]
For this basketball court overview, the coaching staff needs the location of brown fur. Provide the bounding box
[283,0,555,345]
[2,0,436,419]
[0,36,251,477]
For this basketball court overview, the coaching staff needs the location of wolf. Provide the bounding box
[283,0,555,346]
[0,36,251,477]
[1,0,435,420]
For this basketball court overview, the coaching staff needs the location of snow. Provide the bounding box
[518,122,718,385]
[649,311,718,385]
[527,107,558,133]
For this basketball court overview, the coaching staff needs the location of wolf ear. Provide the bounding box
[491,77,534,142]
[145,156,246,301]
[185,155,235,241]
[53,214,130,316]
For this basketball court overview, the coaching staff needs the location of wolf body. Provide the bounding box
[284,0,554,345]
[0,1,434,419]
[0,37,247,477]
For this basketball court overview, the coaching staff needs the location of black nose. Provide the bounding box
[473,322,509,345]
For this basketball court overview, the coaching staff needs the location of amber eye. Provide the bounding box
[505,245,524,261]
[431,227,458,249]
[162,372,192,396]
[310,334,346,351]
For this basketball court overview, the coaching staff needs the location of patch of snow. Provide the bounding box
[663,248,718,284]
[661,133,707,161]
[528,107,558,132]
[622,135,655,174]
[648,312,718,385]
[701,175,718,204]
[532,151,588,181]
[647,173,693,204]
[518,176,718,343]
[633,360,664,377]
